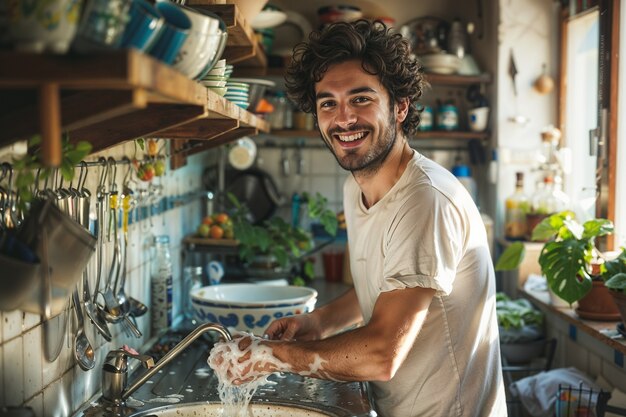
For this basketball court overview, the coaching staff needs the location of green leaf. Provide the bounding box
[602,249,626,280]
[605,273,626,291]
[136,138,145,150]
[495,242,526,271]
[581,218,613,240]
[531,217,560,241]
[28,134,42,147]
[60,160,74,181]
[303,261,315,279]
[539,240,592,304]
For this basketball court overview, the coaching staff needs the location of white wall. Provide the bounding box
[495,0,560,236]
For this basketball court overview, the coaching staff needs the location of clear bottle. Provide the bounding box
[504,172,530,241]
[151,235,173,333]
[531,175,568,216]
[269,91,287,130]
[182,266,203,321]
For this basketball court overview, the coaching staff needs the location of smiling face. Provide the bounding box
[315,60,407,174]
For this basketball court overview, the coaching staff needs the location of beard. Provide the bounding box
[320,111,398,176]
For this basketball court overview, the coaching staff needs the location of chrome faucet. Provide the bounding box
[101,322,232,405]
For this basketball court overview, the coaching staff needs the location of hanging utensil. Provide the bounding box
[72,288,95,370]
[509,49,518,97]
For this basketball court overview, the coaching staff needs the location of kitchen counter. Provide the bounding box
[78,327,375,417]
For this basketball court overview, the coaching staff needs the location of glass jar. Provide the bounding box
[151,235,173,333]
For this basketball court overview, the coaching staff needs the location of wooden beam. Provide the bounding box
[156,119,239,139]
[180,127,257,157]
[170,140,188,170]
[0,89,148,144]
[70,103,206,153]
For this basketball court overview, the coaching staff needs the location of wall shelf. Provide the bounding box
[424,73,492,86]
[269,129,488,141]
[188,1,267,68]
[0,49,268,166]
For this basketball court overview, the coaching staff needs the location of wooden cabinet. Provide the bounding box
[0,2,269,169]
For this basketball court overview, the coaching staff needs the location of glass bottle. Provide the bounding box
[504,172,530,241]
[151,235,173,333]
[182,266,203,321]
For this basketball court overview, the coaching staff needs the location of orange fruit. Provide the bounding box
[210,225,224,239]
[215,213,229,224]
[202,216,214,225]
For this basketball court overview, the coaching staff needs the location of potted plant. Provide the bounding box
[603,251,626,329]
[228,192,338,286]
[496,292,546,363]
[496,211,621,319]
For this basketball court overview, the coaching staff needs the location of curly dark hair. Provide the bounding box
[285,20,424,137]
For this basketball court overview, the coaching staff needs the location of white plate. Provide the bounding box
[272,11,312,57]
[251,9,287,29]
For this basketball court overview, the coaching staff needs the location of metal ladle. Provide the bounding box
[72,289,95,370]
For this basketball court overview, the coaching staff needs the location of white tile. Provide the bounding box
[3,310,22,341]
[310,177,338,204]
[43,372,71,417]
[23,312,40,332]
[310,149,337,175]
[601,359,626,393]
[23,325,43,399]
[25,392,43,416]
[42,318,72,386]
[4,336,24,406]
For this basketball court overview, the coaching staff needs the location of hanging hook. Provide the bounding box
[107,157,118,194]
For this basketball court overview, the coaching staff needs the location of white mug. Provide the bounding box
[228,137,257,170]
[468,106,490,132]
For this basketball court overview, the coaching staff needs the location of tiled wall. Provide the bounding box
[0,141,212,416]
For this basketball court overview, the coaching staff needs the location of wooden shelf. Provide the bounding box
[424,73,492,86]
[187,1,266,68]
[268,129,488,141]
[0,49,269,164]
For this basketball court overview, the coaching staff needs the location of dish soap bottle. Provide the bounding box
[504,172,529,241]
[151,235,173,334]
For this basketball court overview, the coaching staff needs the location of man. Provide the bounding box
[214,20,507,417]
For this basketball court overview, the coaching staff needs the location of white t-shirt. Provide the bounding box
[343,151,507,417]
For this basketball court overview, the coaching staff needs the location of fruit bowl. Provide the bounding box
[191,283,317,335]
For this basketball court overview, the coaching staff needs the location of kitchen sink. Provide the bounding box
[128,401,341,417]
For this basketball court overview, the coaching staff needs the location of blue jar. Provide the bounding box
[437,104,459,131]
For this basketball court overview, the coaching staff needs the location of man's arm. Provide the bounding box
[264,287,363,341]
[265,285,435,382]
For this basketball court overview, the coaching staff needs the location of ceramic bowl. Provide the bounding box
[419,53,462,74]
[7,0,84,53]
[190,284,317,335]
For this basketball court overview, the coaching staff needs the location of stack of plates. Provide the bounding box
[200,59,228,96]
[225,81,250,109]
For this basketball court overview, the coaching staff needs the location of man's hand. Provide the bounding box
[208,334,282,385]
[263,312,322,341]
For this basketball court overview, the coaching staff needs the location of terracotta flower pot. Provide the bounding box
[575,280,621,321]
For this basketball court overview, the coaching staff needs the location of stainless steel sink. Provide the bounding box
[128,400,342,417]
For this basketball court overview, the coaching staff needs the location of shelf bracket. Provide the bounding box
[39,83,61,167]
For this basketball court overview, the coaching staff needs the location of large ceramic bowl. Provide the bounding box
[191,284,317,335]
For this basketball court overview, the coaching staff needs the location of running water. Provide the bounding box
[208,333,289,417]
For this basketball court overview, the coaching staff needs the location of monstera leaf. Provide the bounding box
[538,240,593,305]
